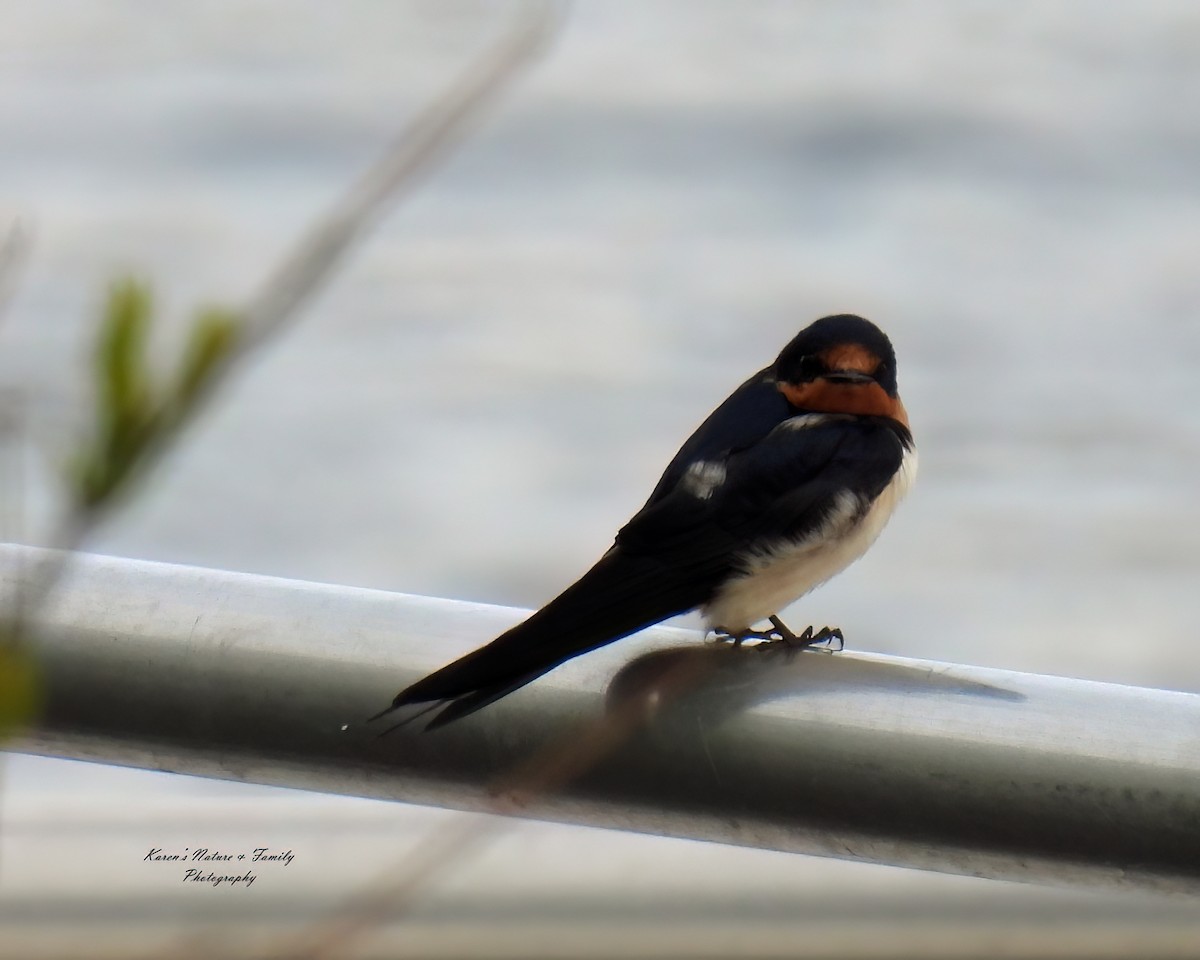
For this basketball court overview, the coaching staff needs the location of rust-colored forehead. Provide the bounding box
[821,343,881,373]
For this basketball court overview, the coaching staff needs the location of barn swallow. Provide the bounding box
[375,314,915,730]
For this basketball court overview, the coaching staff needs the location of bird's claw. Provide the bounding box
[796,624,845,652]
[714,615,844,652]
[716,627,775,647]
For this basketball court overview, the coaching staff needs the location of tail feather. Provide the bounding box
[380,549,719,727]
[422,671,543,730]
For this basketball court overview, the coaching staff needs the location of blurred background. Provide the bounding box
[2,0,1199,956]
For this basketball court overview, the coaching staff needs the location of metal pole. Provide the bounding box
[4,543,1199,893]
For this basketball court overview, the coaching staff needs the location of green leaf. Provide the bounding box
[0,644,41,739]
[68,279,242,512]
[174,307,241,409]
[70,278,161,509]
[99,278,153,426]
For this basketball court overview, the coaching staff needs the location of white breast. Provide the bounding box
[702,445,917,633]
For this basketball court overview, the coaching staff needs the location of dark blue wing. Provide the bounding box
[642,368,791,507]
[618,414,909,561]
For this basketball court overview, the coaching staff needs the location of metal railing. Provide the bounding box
[4,543,1199,894]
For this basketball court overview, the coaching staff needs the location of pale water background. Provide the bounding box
[2,1,1199,955]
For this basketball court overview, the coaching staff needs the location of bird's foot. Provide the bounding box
[761,615,845,652]
[714,626,778,647]
[793,623,845,652]
[713,616,844,652]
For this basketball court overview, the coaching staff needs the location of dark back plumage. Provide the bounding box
[379,315,910,729]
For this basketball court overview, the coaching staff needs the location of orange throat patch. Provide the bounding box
[779,380,908,426]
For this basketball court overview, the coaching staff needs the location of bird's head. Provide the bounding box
[773,314,907,425]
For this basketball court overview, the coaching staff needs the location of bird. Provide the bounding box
[374,314,915,730]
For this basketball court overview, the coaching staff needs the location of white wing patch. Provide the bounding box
[703,445,917,633]
[680,460,727,500]
[779,413,835,431]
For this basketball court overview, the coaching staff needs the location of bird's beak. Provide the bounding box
[822,369,874,385]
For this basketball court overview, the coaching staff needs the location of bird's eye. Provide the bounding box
[798,355,825,380]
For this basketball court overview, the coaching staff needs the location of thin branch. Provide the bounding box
[12,0,560,624]
[11,1,563,947]
[241,0,561,347]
